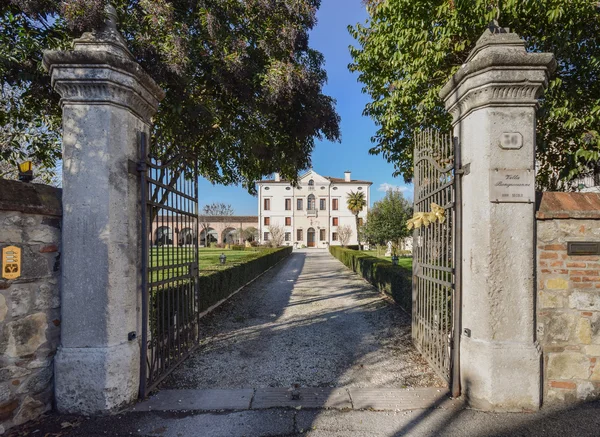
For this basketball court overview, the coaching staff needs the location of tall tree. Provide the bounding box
[363,189,412,249]
[349,0,600,190]
[346,190,366,250]
[267,223,285,247]
[1,0,340,192]
[336,224,353,247]
[199,202,233,245]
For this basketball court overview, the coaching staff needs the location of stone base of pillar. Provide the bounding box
[54,342,139,415]
[461,337,541,411]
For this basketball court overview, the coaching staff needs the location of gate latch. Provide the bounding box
[190,263,199,276]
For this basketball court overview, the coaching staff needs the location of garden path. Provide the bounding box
[162,249,442,389]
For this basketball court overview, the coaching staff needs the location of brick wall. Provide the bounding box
[536,192,600,404]
[0,179,61,433]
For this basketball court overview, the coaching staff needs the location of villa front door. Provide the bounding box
[307,228,316,247]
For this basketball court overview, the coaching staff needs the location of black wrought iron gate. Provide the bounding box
[139,132,200,398]
[412,129,462,397]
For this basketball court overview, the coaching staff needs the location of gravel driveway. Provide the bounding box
[161,249,444,390]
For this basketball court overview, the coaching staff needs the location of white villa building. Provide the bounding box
[257,170,372,248]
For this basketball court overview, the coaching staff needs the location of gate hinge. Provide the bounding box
[456,163,470,176]
[128,159,147,175]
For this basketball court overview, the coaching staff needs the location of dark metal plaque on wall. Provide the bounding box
[567,242,600,256]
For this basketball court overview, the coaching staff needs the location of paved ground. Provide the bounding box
[9,400,600,437]
[162,249,442,390]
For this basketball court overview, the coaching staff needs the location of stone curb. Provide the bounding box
[133,387,460,413]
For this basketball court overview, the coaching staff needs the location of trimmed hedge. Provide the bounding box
[198,246,292,312]
[329,246,412,312]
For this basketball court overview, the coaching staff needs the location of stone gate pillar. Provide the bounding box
[440,28,555,411]
[43,7,164,414]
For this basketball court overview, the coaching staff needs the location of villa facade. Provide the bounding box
[257,170,372,247]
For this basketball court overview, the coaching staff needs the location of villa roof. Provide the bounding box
[258,176,372,185]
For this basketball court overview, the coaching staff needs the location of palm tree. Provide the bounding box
[346,190,367,250]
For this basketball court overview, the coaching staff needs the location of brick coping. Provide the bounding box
[536,192,600,220]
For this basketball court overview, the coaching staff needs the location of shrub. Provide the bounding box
[209,242,217,248]
[329,246,412,312]
[198,246,292,312]
[230,245,245,251]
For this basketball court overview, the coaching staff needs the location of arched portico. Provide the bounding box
[178,228,195,246]
[200,228,218,246]
[155,226,173,246]
[222,227,237,244]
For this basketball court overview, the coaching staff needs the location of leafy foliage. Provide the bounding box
[349,0,600,189]
[1,0,340,191]
[329,245,412,311]
[363,188,412,246]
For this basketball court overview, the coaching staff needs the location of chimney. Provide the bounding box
[274,172,280,182]
[344,171,351,182]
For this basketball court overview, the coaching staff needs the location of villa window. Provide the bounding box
[264,232,270,241]
[297,199,303,210]
[332,217,339,226]
[319,229,326,240]
[308,179,314,186]
[285,232,291,242]
[297,229,303,241]
[332,232,338,241]
[285,217,291,226]
[332,198,338,210]
[264,217,270,226]
[264,198,270,210]
[320,198,326,210]
[285,198,291,210]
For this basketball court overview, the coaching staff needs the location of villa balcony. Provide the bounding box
[306,209,318,217]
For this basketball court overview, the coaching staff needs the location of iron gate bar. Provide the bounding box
[451,135,462,399]
[412,129,459,391]
[139,132,201,398]
[139,131,149,399]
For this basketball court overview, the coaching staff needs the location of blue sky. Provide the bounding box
[197,0,412,215]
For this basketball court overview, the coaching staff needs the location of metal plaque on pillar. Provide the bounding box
[490,169,534,203]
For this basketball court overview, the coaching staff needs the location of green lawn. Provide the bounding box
[198,248,260,270]
[363,250,413,271]
[149,247,262,283]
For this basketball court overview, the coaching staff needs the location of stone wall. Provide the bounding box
[0,179,61,433]
[536,192,600,404]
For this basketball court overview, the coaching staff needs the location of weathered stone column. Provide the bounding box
[43,7,164,414]
[440,28,555,411]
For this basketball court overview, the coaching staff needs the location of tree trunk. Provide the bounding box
[355,213,361,250]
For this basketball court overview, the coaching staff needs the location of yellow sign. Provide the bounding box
[2,246,21,280]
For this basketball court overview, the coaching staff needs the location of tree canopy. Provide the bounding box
[1,0,340,193]
[349,0,600,190]
[363,188,412,246]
